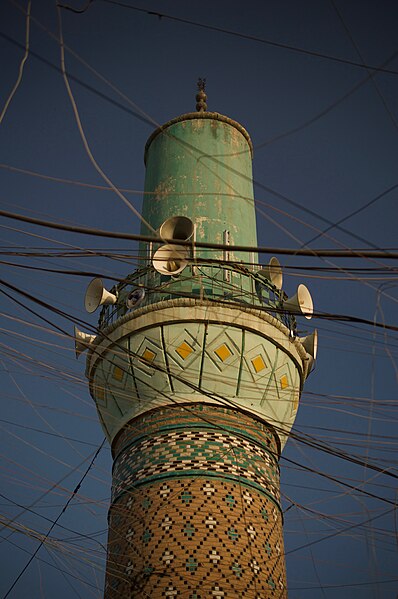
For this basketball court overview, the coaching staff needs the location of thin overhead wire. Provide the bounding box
[1,208,397,259]
[0,0,31,125]
[56,6,155,234]
[2,273,398,488]
[302,182,398,248]
[1,3,397,594]
[91,0,398,76]
[2,438,105,598]
[6,2,398,251]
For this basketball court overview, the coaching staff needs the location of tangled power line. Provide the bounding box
[0,0,397,596]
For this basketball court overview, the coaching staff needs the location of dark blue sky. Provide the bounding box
[0,1,397,597]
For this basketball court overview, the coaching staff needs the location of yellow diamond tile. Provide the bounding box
[176,341,194,360]
[141,348,156,364]
[214,343,232,362]
[280,374,289,390]
[251,355,266,373]
[112,366,124,381]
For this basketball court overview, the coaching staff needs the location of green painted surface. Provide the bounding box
[141,115,257,264]
[91,319,301,447]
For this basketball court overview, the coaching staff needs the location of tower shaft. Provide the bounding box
[84,99,310,597]
[106,406,286,597]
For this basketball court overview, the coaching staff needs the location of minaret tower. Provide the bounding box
[77,82,317,598]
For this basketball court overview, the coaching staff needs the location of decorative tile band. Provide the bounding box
[112,428,280,506]
[113,404,280,458]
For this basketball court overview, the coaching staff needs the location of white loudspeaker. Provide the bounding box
[152,216,194,275]
[258,257,283,289]
[126,288,145,310]
[84,278,117,313]
[74,326,96,359]
[305,354,315,377]
[153,244,189,275]
[159,216,194,242]
[283,284,313,319]
[299,330,318,359]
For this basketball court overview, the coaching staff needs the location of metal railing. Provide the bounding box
[98,263,296,332]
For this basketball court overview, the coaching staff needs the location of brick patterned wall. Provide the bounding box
[104,405,287,598]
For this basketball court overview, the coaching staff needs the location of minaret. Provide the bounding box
[78,82,317,598]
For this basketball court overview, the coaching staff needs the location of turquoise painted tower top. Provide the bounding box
[96,86,305,332]
[134,87,261,311]
[141,105,257,265]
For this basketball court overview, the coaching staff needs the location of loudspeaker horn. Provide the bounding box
[153,244,189,275]
[126,288,145,310]
[305,354,315,377]
[299,330,318,359]
[84,278,117,313]
[159,216,194,242]
[258,256,283,289]
[74,326,96,359]
[283,284,313,319]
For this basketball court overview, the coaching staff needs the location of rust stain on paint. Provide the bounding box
[195,216,211,239]
[153,177,175,201]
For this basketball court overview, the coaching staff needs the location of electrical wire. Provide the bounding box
[1,208,397,259]
[1,2,396,588]
[91,0,398,76]
[5,3,398,253]
[56,6,154,234]
[2,438,105,598]
[0,0,31,125]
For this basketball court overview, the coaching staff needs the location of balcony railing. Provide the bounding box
[98,262,296,333]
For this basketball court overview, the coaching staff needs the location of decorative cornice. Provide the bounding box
[144,112,253,163]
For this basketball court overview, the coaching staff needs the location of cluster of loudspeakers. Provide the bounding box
[74,279,146,358]
[258,256,318,374]
[259,257,314,319]
[152,216,194,275]
[151,217,315,327]
[84,279,146,314]
[75,230,318,369]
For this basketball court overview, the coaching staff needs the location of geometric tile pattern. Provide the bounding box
[105,478,286,598]
[91,320,302,447]
[112,404,280,459]
[112,428,280,505]
[105,405,287,598]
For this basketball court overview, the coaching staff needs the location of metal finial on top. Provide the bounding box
[196,77,207,112]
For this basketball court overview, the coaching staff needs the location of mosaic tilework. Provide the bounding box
[112,429,280,506]
[104,405,287,598]
[111,405,280,505]
[113,404,280,458]
[105,477,286,598]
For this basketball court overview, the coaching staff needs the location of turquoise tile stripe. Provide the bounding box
[112,429,281,508]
